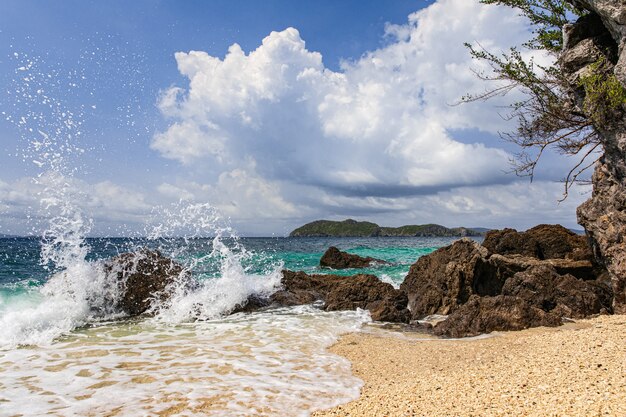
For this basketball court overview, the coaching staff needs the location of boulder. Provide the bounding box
[482,224,592,261]
[271,270,410,322]
[103,249,190,316]
[502,264,613,318]
[319,246,388,269]
[400,224,612,336]
[433,295,563,338]
[399,239,490,319]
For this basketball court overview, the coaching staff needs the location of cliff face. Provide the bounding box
[565,0,626,313]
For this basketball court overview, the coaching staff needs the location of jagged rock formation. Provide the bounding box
[482,224,592,260]
[103,249,191,316]
[320,246,388,269]
[432,295,563,338]
[270,270,410,322]
[564,0,626,313]
[399,225,613,337]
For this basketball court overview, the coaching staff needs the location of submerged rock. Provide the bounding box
[270,270,410,322]
[319,246,388,269]
[103,249,190,316]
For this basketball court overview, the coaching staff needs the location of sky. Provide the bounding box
[0,0,591,237]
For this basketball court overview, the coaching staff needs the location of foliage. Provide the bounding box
[480,0,578,52]
[463,0,609,199]
[579,57,626,127]
[289,219,380,237]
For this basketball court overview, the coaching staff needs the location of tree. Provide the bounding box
[463,0,624,198]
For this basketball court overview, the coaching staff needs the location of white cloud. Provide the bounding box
[151,0,536,197]
[1,0,586,237]
[156,159,299,220]
[0,176,152,235]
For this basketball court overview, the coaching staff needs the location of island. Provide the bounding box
[289,219,485,237]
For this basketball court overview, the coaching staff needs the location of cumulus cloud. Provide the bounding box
[151,0,536,198]
[1,0,585,236]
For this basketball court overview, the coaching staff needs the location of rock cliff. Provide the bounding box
[564,0,626,313]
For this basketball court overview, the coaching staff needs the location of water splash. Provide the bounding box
[1,53,283,345]
[144,202,283,324]
[0,52,122,348]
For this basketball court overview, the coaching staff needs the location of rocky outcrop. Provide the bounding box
[103,249,190,316]
[433,295,563,338]
[399,239,490,317]
[502,264,613,318]
[400,225,613,336]
[563,1,626,313]
[482,224,592,260]
[320,246,388,269]
[270,270,410,322]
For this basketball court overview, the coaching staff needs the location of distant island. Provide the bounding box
[289,219,486,237]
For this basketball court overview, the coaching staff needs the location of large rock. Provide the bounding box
[103,249,190,316]
[400,224,612,335]
[482,224,592,261]
[399,239,490,318]
[433,295,563,338]
[271,270,410,322]
[400,235,600,322]
[319,246,388,269]
[564,0,626,313]
[502,264,613,318]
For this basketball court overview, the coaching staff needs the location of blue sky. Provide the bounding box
[0,0,589,236]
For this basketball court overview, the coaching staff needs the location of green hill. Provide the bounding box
[289,219,379,237]
[289,219,484,237]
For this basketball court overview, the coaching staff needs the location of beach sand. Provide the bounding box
[314,315,626,417]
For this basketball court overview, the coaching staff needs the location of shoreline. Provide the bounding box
[314,314,626,417]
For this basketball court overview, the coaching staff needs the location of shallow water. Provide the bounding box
[0,306,370,417]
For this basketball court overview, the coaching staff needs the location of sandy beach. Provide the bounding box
[315,315,626,417]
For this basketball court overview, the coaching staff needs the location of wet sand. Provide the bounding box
[314,315,626,417]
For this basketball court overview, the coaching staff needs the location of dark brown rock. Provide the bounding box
[399,239,490,319]
[482,224,592,261]
[320,246,388,269]
[103,249,190,316]
[488,254,598,281]
[433,295,563,338]
[399,225,610,336]
[271,270,410,322]
[482,228,540,258]
[502,264,613,318]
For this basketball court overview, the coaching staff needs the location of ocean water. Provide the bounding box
[0,235,457,416]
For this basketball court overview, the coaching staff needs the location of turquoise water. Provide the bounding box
[0,236,464,294]
[0,237,464,288]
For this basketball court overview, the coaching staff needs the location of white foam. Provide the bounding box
[0,306,371,416]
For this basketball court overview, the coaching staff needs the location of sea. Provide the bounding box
[0,234,461,416]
